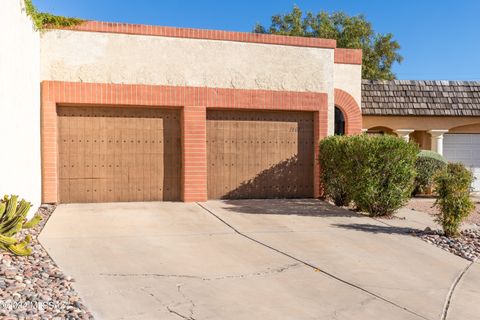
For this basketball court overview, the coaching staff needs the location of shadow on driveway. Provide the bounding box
[333,223,421,236]
[221,199,360,218]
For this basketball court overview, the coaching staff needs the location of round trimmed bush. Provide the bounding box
[319,134,418,216]
[349,135,418,217]
[413,150,447,195]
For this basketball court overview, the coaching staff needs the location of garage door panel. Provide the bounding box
[207,110,314,199]
[58,106,181,203]
[444,133,480,191]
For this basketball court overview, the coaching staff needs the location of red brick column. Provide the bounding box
[182,106,208,202]
[313,110,329,198]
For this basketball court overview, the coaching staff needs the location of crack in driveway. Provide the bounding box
[141,286,197,320]
[98,263,300,281]
[173,284,196,319]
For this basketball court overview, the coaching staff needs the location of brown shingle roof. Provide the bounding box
[362,80,480,116]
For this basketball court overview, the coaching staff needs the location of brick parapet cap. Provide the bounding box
[334,48,363,65]
[47,20,337,49]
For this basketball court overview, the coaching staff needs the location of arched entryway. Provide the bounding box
[365,126,396,136]
[334,89,362,135]
[334,106,346,135]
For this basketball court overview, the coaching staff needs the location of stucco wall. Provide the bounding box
[363,116,480,131]
[334,63,362,107]
[449,123,480,133]
[0,0,41,210]
[41,30,336,134]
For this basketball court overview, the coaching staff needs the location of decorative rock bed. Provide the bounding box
[417,228,480,262]
[0,205,93,319]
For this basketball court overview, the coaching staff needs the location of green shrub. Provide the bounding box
[319,135,418,217]
[413,150,447,195]
[349,135,418,217]
[434,163,474,237]
[24,0,84,31]
[319,136,354,206]
[0,195,42,256]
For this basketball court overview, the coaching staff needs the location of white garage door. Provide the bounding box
[444,134,480,191]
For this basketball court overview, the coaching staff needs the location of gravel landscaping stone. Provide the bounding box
[407,197,480,261]
[417,228,480,262]
[0,204,93,319]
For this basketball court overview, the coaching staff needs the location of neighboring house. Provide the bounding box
[1,0,363,205]
[362,80,480,191]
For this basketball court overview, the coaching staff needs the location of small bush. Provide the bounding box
[434,163,474,237]
[413,150,447,195]
[319,136,353,206]
[350,135,418,217]
[319,135,418,217]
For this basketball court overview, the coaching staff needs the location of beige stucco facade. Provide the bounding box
[363,115,480,151]
[41,30,345,133]
[334,63,362,107]
[363,116,480,132]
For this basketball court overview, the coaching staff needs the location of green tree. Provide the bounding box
[254,6,403,80]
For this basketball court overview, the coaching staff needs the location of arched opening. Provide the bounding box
[449,122,480,133]
[334,106,345,135]
[334,89,362,135]
[366,126,395,136]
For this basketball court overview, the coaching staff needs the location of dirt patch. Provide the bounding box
[406,197,480,226]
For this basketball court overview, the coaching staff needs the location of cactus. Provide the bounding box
[0,195,42,256]
[5,195,18,220]
[0,234,18,245]
[7,235,32,256]
[0,202,6,217]
[23,214,42,229]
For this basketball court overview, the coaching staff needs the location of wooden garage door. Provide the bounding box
[57,106,181,203]
[207,110,314,199]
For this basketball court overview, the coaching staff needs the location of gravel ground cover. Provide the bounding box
[407,197,480,262]
[0,205,93,319]
[417,228,480,261]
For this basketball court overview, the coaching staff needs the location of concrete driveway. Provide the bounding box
[39,200,479,320]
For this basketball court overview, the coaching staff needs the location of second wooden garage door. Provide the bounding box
[207,110,314,199]
[57,106,181,203]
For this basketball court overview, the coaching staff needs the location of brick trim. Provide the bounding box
[41,81,328,203]
[182,106,207,202]
[334,88,362,135]
[334,48,362,65]
[48,21,337,49]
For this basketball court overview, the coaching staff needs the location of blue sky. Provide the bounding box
[34,0,480,81]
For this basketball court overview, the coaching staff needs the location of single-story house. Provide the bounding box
[2,1,479,206]
[0,0,363,206]
[362,80,480,191]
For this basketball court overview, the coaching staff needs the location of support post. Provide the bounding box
[394,129,415,142]
[428,130,449,155]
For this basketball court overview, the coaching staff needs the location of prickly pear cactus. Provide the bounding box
[0,195,42,256]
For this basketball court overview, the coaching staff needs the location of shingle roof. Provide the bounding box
[361,80,480,116]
